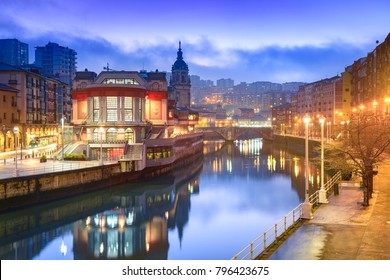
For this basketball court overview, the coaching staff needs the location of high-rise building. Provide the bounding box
[0,39,29,66]
[217,78,234,88]
[170,42,191,108]
[35,42,77,85]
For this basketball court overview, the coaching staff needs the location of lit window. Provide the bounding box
[106,97,117,121]
[102,78,140,85]
[124,97,133,121]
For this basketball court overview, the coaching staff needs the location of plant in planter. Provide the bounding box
[64,153,86,161]
[40,154,47,163]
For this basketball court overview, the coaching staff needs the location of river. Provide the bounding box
[0,138,324,260]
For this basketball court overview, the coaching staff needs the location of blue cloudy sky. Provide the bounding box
[1,0,389,84]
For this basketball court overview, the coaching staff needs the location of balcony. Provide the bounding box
[88,139,127,145]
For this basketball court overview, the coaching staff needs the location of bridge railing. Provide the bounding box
[231,171,341,260]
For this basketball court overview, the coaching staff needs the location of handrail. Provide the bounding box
[0,161,119,180]
[231,171,341,260]
[231,204,302,260]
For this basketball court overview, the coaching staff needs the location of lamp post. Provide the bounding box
[61,117,65,160]
[13,126,19,177]
[99,127,103,165]
[2,125,5,164]
[318,117,328,203]
[326,121,330,142]
[385,97,390,115]
[372,100,378,115]
[302,115,313,219]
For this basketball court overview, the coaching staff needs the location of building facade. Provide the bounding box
[72,70,168,161]
[347,32,390,115]
[272,103,292,134]
[0,62,71,157]
[35,42,77,86]
[170,42,191,108]
[0,83,19,154]
[0,39,29,66]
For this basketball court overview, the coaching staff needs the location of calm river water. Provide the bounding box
[0,138,323,260]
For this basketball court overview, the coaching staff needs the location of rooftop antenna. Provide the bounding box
[103,63,116,71]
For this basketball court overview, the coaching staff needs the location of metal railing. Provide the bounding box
[231,171,341,260]
[232,204,302,260]
[0,160,118,179]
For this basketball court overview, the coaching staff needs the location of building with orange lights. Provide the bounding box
[0,62,71,158]
[347,32,390,114]
[72,70,169,161]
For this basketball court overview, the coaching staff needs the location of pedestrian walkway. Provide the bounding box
[0,158,117,179]
[265,159,390,260]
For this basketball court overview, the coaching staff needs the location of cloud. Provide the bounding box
[0,10,380,84]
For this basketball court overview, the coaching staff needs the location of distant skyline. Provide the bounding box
[1,0,389,84]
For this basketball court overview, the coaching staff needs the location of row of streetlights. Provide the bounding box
[301,115,328,220]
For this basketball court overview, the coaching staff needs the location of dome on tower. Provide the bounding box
[172,41,188,71]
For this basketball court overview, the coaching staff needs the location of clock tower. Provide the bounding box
[170,42,191,108]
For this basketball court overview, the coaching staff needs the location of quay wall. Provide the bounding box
[0,139,203,212]
[272,134,320,156]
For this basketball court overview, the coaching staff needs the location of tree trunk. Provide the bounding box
[362,175,369,207]
[365,165,374,199]
[368,168,374,199]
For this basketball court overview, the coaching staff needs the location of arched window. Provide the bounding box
[107,128,117,142]
[93,128,101,142]
[125,128,134,143]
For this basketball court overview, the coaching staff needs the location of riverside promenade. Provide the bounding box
[264,159,390,260]
[0,157,117,179]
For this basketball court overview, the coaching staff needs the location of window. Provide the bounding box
[102,78,139,85]
[93,128,101,142]
[106,128,117,142]
[93,97,100,122]
[106,97,117,121]
[125,128,134,143]
[124,97,133,121]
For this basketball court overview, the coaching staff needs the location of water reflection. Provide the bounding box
[0,139,325,260]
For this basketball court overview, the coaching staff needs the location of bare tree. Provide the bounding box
[333,111,390,206]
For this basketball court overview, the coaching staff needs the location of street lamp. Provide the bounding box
[99,127,104,164]
[372,101,378,116]
[326,121,331,142]
[61,117,65,160]
[318,116,328,204]
[2,125,5,164]
[385,97,390,115]
[13,126,19,177]
[302,115,313,219]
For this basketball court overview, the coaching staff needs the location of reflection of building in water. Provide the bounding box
[202,138,325,201]
[0,225,73,260]
[73,167,201,260]
[0,153,202,260]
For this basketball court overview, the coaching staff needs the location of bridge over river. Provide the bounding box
[195,126,273,141]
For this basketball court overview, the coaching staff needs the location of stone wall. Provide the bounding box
[0,164,122,211]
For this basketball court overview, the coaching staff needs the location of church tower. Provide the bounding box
[170,42,191,108]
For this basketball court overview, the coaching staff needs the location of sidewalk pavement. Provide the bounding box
[266,159,390,260]
[0,158,117,179]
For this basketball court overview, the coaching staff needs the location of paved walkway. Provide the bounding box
[0,158,117,179]
[266,159,390,260]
